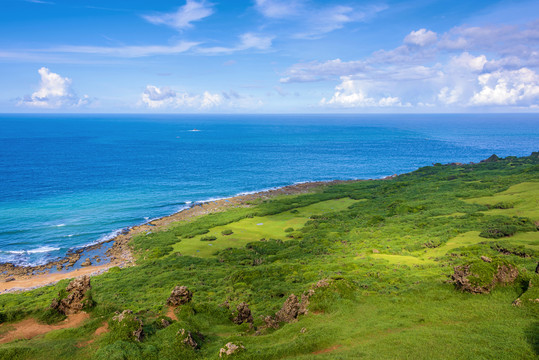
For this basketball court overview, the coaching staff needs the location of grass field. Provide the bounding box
[0,154,538,359]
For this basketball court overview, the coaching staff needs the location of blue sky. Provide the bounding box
[1,0,538,113]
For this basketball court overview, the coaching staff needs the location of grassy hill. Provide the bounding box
[0,154,538,359]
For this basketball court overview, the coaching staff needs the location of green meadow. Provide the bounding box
[0,154,538,359]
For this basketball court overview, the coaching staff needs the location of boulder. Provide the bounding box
[480,256,492,263]
[81,258,92,267]
[167,286,193,306]
[232,302,253,324]
[219,342,245,357]
[50,276,91,314]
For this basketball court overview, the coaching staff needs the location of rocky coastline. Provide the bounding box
[0,180,356,293]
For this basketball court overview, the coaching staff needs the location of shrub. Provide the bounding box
[200,235,217,241]
[488,202,514,209]
[221,229,233,236]
[284,227,294,233]
[479,224,517,238]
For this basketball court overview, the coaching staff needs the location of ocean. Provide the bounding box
[0,113,537,266]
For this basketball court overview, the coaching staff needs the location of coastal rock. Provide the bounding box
[480,154,500,163]
[167,286,193,306]
[275,294,300,323]
[232,302,253,324]
[219,342,245,357]
[81,258,92,267]
[50,275,91,315]
[4,277,15,283]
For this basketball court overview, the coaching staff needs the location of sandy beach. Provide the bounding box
[0,180,353,294]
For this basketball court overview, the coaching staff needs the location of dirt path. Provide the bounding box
[312,344,342,355]
[166,306,178,321]
[0,312,90,344]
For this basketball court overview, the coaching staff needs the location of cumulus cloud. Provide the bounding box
[404,29,438,47]
[142,0,214,31]
[321,77,404,108]
[470,68,539,106]
[198,33,273,54]
[281,20,539,110]
[18,67,89,108]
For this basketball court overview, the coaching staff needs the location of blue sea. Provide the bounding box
[0,114,538,266]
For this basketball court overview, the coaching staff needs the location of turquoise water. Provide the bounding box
[0,114,537,265]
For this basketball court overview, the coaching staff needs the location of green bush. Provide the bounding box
[221,229,233,236]
[488,202,514,209]
[200,235,217,241]
[480,224,518,238]
[284,227,294,233]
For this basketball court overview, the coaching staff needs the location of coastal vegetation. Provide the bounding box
[0,154,538,359]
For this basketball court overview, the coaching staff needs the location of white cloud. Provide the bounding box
[50,41,199,58]
[448,52,487,72]
[18,67,89,108]
[141,85,264,110]
[404,29,438,47]
[142,0,214,31]
[321,77,404,108]
[255,0,303,18]
[437,86,462,104]
[280,20,539,110]
[255,0,386,39]
[198,33,273,54]
[280,58,366,83]
[470,67,539,106]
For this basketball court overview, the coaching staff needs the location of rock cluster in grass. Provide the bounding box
[50,275,91,315]
[167,285,193,306]
[260,279,331,331]
[112,309,144,342]
[177,328,200,349]
[451,260,518,294]
[232,302,253,324]
[219,342,245,357]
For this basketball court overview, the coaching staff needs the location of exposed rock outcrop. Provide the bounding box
[219,342,245,357]
[452,262,518,294]
[167,286,193,306]
[480,256,492,263]
[232,302,253,324]
[50,276,91,315]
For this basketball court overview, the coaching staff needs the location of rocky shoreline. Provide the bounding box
[0,180,356,293]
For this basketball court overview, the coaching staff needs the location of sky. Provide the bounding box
[0,0,538,113]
